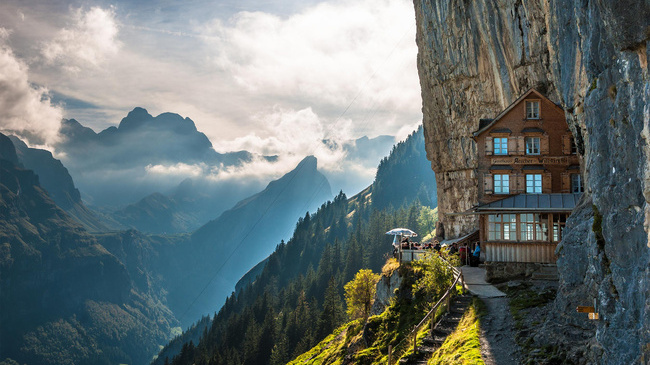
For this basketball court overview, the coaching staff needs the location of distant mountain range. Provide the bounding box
[56,108,270,210]
[45,107,391,234]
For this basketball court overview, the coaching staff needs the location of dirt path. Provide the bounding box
[479,297,522,365]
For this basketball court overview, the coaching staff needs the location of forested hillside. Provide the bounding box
[154,127,437,365]
[0,134,176,365]
[372,126,436,211]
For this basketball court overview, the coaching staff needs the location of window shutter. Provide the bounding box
[515,174,525,193]
[542,172,552,193]
[561,172,570,193]
[484,173,493,195]
[562,135,572,155]
[485,137,493,155]
[516,136,525,155]
[541,135,550,155]
[507,173,514,194]
[507,137,517,156]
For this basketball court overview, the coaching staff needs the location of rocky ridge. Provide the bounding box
[413,0,649,363]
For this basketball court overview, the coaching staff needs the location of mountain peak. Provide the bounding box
[118,107,154,130]
[297,155,317,170]
[0,133,19,165]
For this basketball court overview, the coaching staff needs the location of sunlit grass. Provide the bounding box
[427,298,485,365]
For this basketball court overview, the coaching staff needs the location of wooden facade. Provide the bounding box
[472,89,582,264]
[473,89,581,204]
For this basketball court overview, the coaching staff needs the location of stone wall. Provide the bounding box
[412,0,649,363]
[485,262,546,282]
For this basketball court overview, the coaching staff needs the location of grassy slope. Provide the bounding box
[428,298,485,365]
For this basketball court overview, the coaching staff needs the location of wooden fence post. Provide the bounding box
[413,328,417,353]
[388,345,392,365]
[431,311,435,333]
[445,293,450,313]
[461,272,465,293]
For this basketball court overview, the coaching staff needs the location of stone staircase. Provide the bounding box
[531,264,558,281]
[400,294,473,364]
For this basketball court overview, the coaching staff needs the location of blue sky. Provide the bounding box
[0,0,421,193]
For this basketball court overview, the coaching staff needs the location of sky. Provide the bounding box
[0,0,422,196]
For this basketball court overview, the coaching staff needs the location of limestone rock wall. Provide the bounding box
[413,0,649,363]
[370,269,402,316]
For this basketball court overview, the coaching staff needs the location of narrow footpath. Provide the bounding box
[461,266,522,365]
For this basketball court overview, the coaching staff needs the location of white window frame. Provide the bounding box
[487,214,517,241]
[494,174,510,194]
[526,174,542,194]
[571,174,584,193]
[493,137,508,155]
[520,213,548,241]
[525,137,540,155]
[487,214,502,241]
[526,100,540,119]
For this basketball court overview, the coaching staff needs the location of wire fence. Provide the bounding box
[387,259,465,365]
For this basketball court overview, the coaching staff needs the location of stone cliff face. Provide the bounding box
[413,0,649,363]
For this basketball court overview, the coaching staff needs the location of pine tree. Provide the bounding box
[317,277,344,339]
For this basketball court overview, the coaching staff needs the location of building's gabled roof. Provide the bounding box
[473,88,564,137]
[475,193,582,212]
[478,119,494,130]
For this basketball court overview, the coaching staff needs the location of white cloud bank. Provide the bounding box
[215,107,349,171]
[202,0,420,119]
[41,6,120,73]
[0,29,63,146]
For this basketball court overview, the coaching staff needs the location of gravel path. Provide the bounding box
[479,297,523,365]
[460,267,521,365]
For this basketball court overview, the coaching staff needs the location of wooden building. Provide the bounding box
[472,89,582,269]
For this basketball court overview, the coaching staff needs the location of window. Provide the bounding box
[570,137,578,154]
[494,137,508,155]
[552,214,568,242]
[487,214,517,241]
[571,174,584,193]
[526,174,542,194]
[520,213,548,241]
[526,101,540,119]
[487,215,502,241]
[494,174,510,194]
[525,137,540,155]
[502,214,517,240]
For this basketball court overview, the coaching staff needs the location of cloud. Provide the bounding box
[200,0,420,131]
[41,6,120,72]
[0,29,63,145]
[395,120,423,141]
[212,107,401,194]
[214,107,350,171]
[145,162,207,178]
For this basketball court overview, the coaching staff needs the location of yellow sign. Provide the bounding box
[576,306,595,313]
[588,313,599,320]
